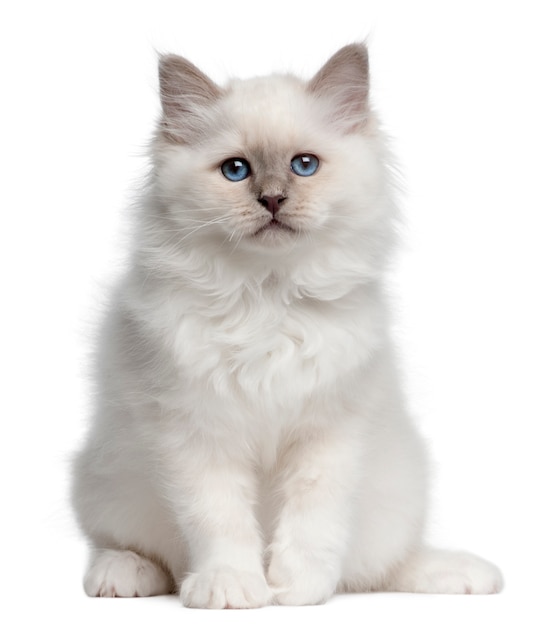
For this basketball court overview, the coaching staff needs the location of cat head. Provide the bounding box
[148,44,394,276]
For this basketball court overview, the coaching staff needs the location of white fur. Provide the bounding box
[71,46,502,608]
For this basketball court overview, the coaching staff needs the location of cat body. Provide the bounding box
[72,45,502,607]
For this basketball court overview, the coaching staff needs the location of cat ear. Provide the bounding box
[158,54,223,144]
[308,43,370,133]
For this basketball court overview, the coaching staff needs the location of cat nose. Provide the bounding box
[258,195,286,217]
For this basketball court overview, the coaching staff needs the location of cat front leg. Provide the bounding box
[163,446,271,609]
[267,426,360,605]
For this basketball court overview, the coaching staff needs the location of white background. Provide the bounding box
[2,1,538,624]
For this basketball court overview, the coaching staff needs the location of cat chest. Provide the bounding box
[172,301,375,403]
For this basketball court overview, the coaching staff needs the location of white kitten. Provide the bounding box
[71,44,502,607]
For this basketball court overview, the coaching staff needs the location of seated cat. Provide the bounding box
[71,43,503,608]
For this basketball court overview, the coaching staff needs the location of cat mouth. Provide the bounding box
[253,218,295,237]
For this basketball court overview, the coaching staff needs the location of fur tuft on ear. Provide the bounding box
[308,43,370,133]
[158,54,223,144]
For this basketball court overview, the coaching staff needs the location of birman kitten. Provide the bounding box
[72,44,503,608]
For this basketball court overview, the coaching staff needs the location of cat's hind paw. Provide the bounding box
[388,547,503,595]
[84,548,172,597]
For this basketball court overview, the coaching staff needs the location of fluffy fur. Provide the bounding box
[71,44,502,607]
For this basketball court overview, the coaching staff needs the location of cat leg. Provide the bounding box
[163,448,272,609]
[385,546,503,594]
[72,438,188,596]
[84,548,173,597]
[267,428,360,605]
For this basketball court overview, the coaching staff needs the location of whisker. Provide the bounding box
[156,218,231,232]
[150,216,233,249]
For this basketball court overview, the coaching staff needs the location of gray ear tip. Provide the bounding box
[158,53,186,77]
[342,42,369,68]
[158,53,173,67]
[347,42,368,54]
[158,54,175,82]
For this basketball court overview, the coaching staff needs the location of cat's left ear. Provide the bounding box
[308,43,370,133]
[158,54,223,144]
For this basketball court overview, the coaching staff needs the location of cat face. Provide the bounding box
[152,45,390,261]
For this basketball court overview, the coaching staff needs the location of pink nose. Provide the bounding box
[258,195,286,217]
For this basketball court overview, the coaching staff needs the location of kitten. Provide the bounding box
[71,44,503,607]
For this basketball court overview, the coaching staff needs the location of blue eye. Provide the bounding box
[290,154,319,177]
[221,158,251,182]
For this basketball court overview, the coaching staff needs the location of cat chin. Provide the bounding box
[254,218,295,237]
[245,220,300,250]
[253,221,296,242]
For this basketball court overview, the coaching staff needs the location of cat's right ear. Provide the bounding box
[308,43,370,133]
[158,55,223,144]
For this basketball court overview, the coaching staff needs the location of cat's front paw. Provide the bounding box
[267,545,337,605]
[180,567,271,609]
